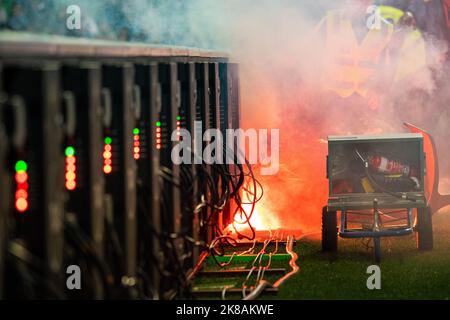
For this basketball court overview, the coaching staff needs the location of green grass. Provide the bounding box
[193,210,450,300]
[275,210,450,300]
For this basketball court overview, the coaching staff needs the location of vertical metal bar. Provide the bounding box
[0,67,9,298]
[225,63,241,226]
[229,63,241,130]
[150,63,161,297]
[188,62,200,265]
[170,63,181,237]
[122,64,137,280]
[209,62,222,230]
[87,65,105,258]
[199,63,211,243]
[219,62,231,227]
[42,65,65,281]
[210,62,221,132]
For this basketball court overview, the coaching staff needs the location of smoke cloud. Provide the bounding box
[5,0,449,231]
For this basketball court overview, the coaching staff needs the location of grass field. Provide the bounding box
[194,209,450,300]
[275,209,450,300]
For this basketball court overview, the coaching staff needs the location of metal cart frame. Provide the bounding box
[323,134,433,262]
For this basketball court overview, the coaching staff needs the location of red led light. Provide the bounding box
[15,189,28,200]
[14,160,29,212]
[176,120,181,141]
[66,172,76,181]
[103,165,112,174]
[103,139,113,174]
[15,198,28,212]
[17,182,28,191]
[15,172,28,184]
[133,130,141,160]
[65,180,76,191]
[155,122,163,150]
[65,149,77,191]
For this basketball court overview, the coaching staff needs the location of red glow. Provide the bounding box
[14,160,30,212]
[65,154,77,191]
[66,157,76,165]
[133,131,141,160]
[15,189,28,200]
[17,182,28,190]
[65,180,76,191]
[65,172,76,181]
[15,172,28,184]
[103,143,113,173]
[15,198,28,212]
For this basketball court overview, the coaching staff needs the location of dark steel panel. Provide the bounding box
[229,64,241,130]
[150,63,162,296]
[102,63,137,282]
[43,66,65,277]
[62,64,105,257]
[188,63,200,266]
[134,62,161,297]
[0,68,9,298]
[195,63,211,242]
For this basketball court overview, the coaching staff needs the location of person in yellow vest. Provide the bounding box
[316,2,427,109]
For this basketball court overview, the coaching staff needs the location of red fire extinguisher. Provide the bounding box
[443,0,450,28]
[367,155,417,177]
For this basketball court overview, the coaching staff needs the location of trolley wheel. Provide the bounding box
[374,237,381,263]
[322,206,337,252]
[416,206,433,251]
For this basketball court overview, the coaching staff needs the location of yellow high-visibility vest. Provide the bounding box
[320,6,427,99]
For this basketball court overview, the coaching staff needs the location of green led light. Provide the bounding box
[156,121,161,127]
[15,160,28,172]
[176,116,181,121]
[65,146,75,157]
[104,137,112,145]
[133,128,140,135]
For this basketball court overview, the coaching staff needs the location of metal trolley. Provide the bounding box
[322,134,433,262]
